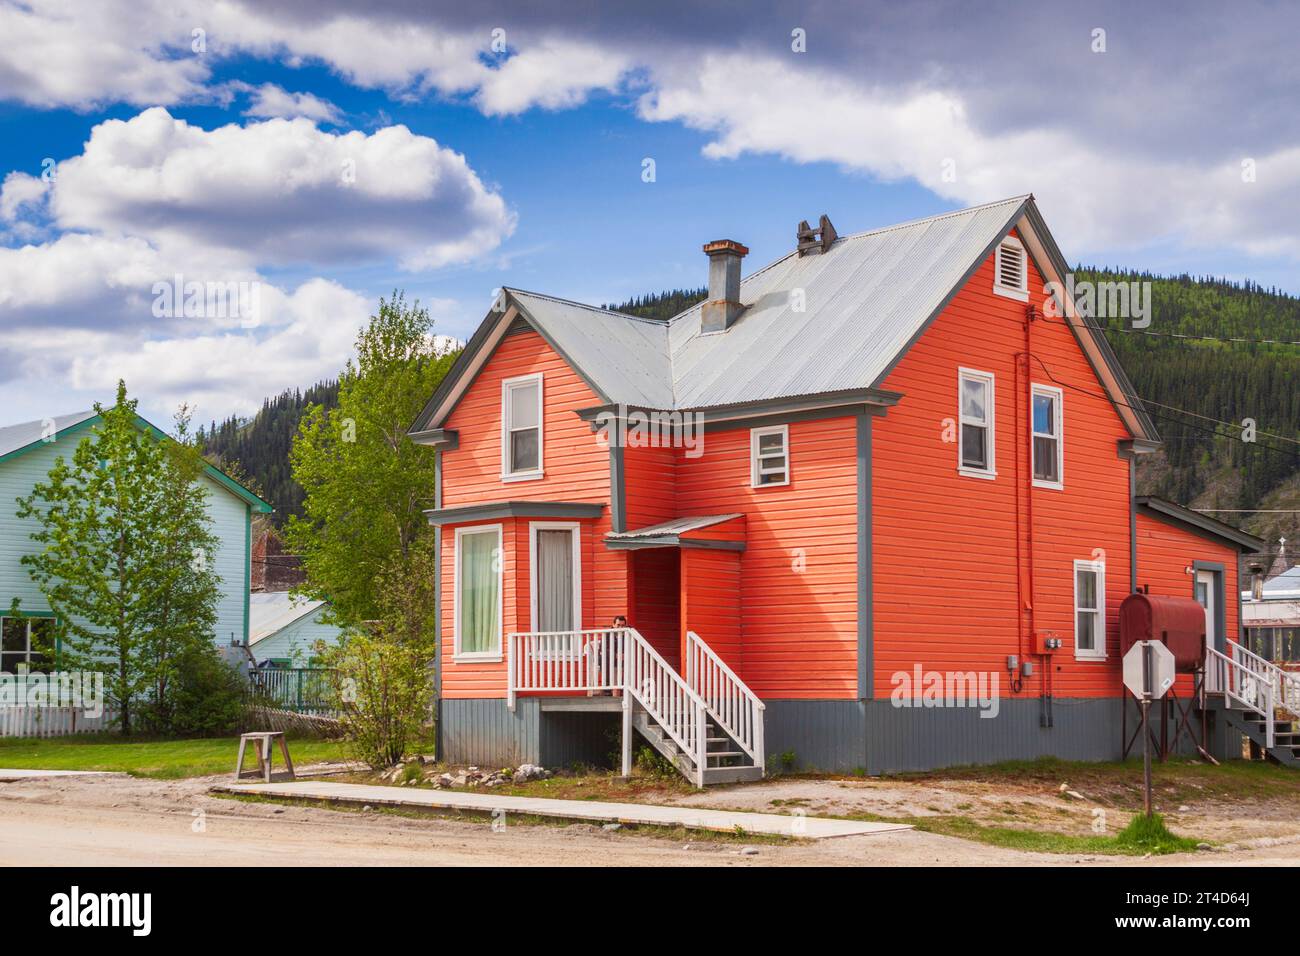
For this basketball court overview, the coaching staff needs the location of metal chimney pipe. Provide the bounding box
[701,240,748,333]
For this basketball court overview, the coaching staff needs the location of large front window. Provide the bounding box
[502,374,542,479]
[455,525,502,659]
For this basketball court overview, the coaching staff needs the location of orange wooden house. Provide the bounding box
[409,196,1265,782]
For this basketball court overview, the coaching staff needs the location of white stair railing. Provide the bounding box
[507,628,628,709]
[623,629,708,788]
[1228,642,1300,721]
[1206,645,1276,749]
[506,627,708,786]
[685,630,765,773]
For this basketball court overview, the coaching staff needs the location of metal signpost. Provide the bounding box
[1122,640,1176,816]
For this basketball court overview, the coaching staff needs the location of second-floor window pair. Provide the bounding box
[958,369,1063,487]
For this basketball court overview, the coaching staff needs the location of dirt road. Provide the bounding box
[2,770,1299,866]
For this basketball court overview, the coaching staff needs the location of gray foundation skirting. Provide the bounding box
[441,696,1240,775]
[441,698,617,769]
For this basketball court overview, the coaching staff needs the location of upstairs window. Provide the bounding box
[958,368,996,478]
[1073,560,1106,659]
[751,425,789,487]
[502,374,543,479]
[1031,384,1063,488]
[994,236,1029,301]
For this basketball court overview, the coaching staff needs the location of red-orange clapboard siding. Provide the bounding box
[624,442,677,530]
[873,235,1133,699]
[674,417,859,698]
[1135,511,1240,696]
[680,548,742,670]
[438,328,625,699]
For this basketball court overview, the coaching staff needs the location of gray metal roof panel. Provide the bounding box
[607,513,744,539]
[507,289,674,408]
[666,197,1027,409]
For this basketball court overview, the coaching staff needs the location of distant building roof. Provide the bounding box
[248,592,329,646]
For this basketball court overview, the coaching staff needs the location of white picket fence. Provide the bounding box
[0,706,116,738]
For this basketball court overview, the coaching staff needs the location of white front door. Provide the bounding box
[1195,569,1218,652]
[530,523,581,634]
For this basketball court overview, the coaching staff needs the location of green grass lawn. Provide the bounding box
[0,735,349,779]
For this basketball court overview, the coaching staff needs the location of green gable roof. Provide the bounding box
[0,410,273,514]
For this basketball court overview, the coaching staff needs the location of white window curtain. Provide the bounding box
[536,529,574,632]
[459,530,500,654]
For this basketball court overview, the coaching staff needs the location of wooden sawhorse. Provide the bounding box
[234,731,296,783]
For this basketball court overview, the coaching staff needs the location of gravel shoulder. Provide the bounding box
[2,766,1299,866]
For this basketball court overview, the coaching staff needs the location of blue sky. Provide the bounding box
[1,1,1296,424]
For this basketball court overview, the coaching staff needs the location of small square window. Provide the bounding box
[751,425,789,487]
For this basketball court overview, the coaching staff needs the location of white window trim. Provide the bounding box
[1030,383,1064,490]
[1073,559,1106,661]
[750,424,790,488]
[957,367,997,479]
[528,522,583,654]
[993,235,1030,302]
[501,373,544,482]
[453,523,504,662]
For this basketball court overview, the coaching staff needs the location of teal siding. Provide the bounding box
[251,605,343,664]
[0,432,251,652]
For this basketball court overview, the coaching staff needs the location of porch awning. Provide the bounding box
[604,514,746,551]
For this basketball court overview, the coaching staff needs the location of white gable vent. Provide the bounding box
[994,236,1029,301]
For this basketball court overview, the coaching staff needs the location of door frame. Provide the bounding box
[528,521,583,635]
[1192,560,1226,654]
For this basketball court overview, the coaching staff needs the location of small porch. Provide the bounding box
[506,626,764,786]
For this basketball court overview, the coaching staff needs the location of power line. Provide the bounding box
[1097,323,1300,348]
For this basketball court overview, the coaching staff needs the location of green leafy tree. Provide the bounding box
[285,293,454,627]
[16,382,223,735]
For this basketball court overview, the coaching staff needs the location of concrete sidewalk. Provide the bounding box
[215,780,912,839]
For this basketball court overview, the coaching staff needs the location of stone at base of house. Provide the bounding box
[438,696,1242,776]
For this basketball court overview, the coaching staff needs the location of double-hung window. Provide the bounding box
[1031,384,1063,488]
[502,374,543,480]
[1,616,53,673]
[958,368,995,478]
[455,525,503,660]
[750,425,789,487]
[1073,560,1105,660]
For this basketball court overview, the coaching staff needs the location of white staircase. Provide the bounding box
[1206,642,1300,765]
[507,626,765,786]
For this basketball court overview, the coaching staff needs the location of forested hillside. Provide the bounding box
[204,274,1299,555]
[199,380,339,523]
[1077,267,1300,550]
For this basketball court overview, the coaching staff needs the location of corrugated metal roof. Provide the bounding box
[0,410,97,458]
[507,290,674,408]
[668,196,1028,408]
[249,592,328,645]
[419,196,1155,443]
[501,197,1027,411]
[607,513,744,539]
